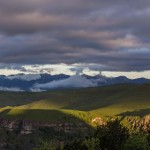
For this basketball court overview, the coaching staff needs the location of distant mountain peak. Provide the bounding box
[0,73,149,92]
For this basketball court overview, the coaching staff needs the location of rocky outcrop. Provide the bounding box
[91,115,150,133]
[92,117,106,126]
[127,115,150,132]
[1,115,150,134]
[0,119,89,134]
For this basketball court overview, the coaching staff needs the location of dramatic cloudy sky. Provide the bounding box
[0,0,150,78]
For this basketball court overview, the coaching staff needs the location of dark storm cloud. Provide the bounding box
[0,0,150,71]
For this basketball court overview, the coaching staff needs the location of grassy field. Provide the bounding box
[0,83,150,124]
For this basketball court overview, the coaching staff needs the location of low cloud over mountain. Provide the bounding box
[0,74,149,92]
[0,87,24,92]
[33,75,98,90]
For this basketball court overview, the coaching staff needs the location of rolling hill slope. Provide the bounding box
[0,83,150,123]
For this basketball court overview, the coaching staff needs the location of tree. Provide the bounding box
[95,119,129,150]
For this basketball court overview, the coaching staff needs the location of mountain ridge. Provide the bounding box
[0,73,149,91]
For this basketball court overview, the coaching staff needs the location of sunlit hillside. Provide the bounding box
[0,83,150,123]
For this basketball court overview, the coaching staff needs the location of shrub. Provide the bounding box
[63,140,88,150]
[83,137,100,150]
[122,135,149,150]
[33,140,56,150]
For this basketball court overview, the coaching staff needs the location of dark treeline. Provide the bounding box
[0,119,150,150]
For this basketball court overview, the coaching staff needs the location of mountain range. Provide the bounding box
[0,74,149,92]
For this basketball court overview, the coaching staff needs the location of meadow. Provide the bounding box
[0,83,150,124]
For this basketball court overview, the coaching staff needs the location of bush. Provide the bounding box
[63,140,88,150]
[83,137,100,150]
[122,135,149,150]
[33,140,55,150]
[147,131,150,147]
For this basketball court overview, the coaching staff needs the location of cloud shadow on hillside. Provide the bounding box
[0,109,92,131]
[116,108,150,117]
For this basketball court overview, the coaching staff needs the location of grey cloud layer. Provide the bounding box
[0,0,150,71]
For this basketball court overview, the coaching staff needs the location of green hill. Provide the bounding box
[0,83,150,124]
